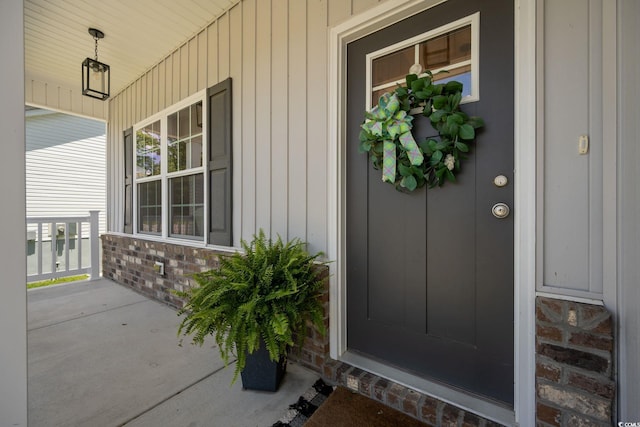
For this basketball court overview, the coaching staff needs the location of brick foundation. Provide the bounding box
[101,234,223,309]
[535,296,615,426]
[102,234,617,426]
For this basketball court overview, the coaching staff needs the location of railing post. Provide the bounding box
[89,210,100,280]
[37,222,43,276]
[50,222,57,276]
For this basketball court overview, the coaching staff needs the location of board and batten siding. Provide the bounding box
[26,109,107,234]
[107,0,384,254]
[537,0,616,300]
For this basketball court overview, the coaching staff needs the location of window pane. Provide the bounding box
[432,65,472,97]
[420,25,471,71]
[168,112,178,144]
[168,140,187,173]
[191,102,202,134]
[168,141,178,173]
[136,120,161,178]
[138,180,162,234]
[178,141,187,171]
[194,171,204,204]
[169,174,204,239]
[371,88,392,106]
[168,101,204,173]
[190,135,203,169]
[372,46,414,87]
[178,107,190,140]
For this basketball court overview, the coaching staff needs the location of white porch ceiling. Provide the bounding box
[25,0,239,100]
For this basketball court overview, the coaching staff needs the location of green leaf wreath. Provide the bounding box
[359,72,484,191]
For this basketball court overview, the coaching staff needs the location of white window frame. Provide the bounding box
[365,12,480,110]
[132,90,208,242]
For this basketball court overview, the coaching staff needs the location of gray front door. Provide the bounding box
[346,0,514,405]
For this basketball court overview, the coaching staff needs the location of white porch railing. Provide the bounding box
[26,210,100,282]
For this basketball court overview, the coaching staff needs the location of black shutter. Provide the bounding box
[207,78,232,246]
[123,127,133,234]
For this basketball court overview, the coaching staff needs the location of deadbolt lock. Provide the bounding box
[492,203,510,219]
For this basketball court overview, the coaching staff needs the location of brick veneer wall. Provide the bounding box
[286,266,331,373]
[536,296,615,426]
[101,234,222,308]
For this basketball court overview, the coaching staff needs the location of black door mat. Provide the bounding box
[271,378,335,427]
[303,386,428,427]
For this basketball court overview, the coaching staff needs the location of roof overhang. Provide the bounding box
[25,0,240,120]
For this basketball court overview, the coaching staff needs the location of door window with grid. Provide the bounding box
[132,79,232,245]
[366,13,479,109]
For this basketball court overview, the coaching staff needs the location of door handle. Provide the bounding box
[492,203,510,219]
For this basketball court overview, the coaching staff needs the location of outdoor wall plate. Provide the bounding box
[578,135,589,155]
[154,261,165,276]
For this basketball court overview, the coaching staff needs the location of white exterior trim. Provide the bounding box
[601,0,617,314]
[328,0,536,424]
[616,0,639,418]
[513,0,537,424]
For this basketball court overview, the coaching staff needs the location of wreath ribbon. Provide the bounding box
[361,93,423,183]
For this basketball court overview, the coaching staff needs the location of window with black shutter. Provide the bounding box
[128,78,232,246]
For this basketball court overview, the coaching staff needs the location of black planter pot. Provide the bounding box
[240,344,287,392]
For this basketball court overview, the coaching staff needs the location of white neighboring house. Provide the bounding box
[25,107,106,277]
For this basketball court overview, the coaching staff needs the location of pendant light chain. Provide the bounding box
[94,35,99,62]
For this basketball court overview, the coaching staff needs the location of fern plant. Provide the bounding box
[176,229,327,384]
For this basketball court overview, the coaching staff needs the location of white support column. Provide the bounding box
[89,210,100,280]
[0,0,27,424]
[618,0,640,418]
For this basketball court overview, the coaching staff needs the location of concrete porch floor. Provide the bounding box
[27,278,318,427]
